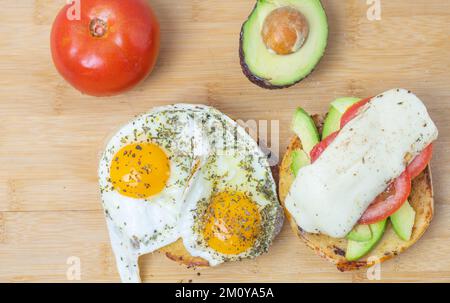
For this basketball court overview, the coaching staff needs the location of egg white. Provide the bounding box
[179,108,283,265]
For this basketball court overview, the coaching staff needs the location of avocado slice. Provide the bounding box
[322,97,360,139]
[346,224,372,242]
[390,201,416,241]
[291,108,320,154]
[239,0,328,89]
[291,149,310,176]
[345,219,387,261]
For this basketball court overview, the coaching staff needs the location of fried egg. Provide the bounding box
[179,109,283,265]
[99,104,283,282]
[99,104,208,282]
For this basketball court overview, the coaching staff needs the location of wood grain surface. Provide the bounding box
[0,0,449,282]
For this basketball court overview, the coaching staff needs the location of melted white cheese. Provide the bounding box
[285,89,438,238]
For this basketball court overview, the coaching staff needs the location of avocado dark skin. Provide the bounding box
[238,2,328,90]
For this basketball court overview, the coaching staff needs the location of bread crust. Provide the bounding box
[278,115,434,271]
[158,239,210,267]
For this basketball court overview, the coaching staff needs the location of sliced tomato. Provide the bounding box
[340,97,372,128]
[310,131,339,163]
[406,144,433,179]
[359,171,411,224]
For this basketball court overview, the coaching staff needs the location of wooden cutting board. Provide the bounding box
[0,0,449,282]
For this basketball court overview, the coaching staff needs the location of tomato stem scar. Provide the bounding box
[89,18,108,38]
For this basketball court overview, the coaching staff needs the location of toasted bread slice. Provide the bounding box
[279,115,434,271]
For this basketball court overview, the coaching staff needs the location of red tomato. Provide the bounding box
[359,171,411,224]
[407,144,433,179]
[50,0,160,96]
[310,131,339,163]
[340,97,372,128]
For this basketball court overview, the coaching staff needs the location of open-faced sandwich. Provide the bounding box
[99,104,284,282]
[279,88,438,271]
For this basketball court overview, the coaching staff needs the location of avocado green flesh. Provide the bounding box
[346,224,372,242]
[390,201,416,241]
[322,97,360,139]
[241,0,328,86]
[291,149,310,177]
[291,108,320,154]
[345,220,387,261]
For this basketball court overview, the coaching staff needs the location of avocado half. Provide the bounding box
[239,0,328,89]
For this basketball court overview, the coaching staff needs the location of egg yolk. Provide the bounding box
[261,6,309,55]
[203,191,261,255]
[110,143,170,199]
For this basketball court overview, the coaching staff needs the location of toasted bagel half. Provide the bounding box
[279,114,434,271]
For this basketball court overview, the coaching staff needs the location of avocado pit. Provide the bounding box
[261,6,309,55]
